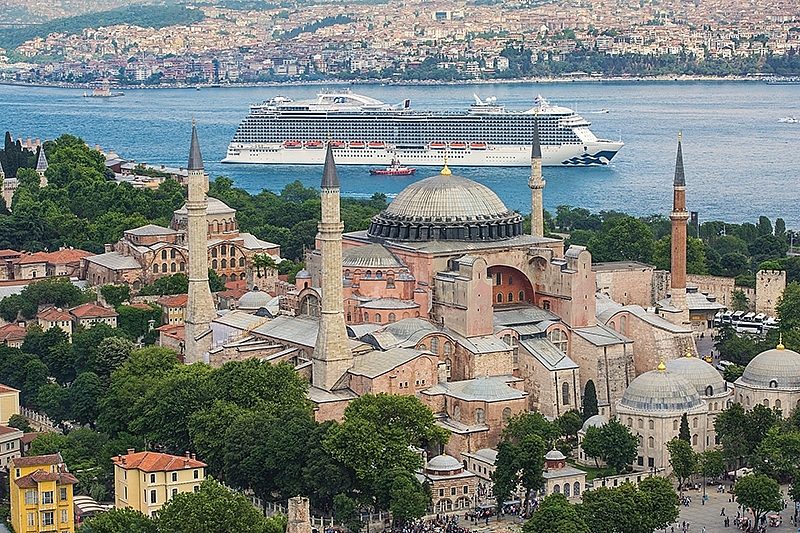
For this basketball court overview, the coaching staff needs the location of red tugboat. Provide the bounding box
[370,157,416,176]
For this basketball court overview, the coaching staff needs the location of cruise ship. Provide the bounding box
[223,91,623,167]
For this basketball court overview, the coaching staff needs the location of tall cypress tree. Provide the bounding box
[679,413,691,442]
[582,380,599,420]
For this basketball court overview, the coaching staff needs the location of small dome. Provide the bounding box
[342,243,404,269]
[667,355,727,396]
[740,346,800,389]
[581,414,608,432]
[426,454,462,472]
[620,368,702,412]
[295,269,311,279]
[545,449,566,461]
[367,173,523,243]
[238,287,271,311]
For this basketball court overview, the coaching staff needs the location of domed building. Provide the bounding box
[667,351,733,445]
[237,287,274,315]
[576,414,608,466]
[416,454,478,513]
[616,362,709,472]
[735,341,800,417]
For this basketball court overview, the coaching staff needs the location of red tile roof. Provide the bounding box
[0,425,23,436]
[17,249,92,266]
[157,294,188,308]
[0,323,26,343]
[225,279,247,291]
[0,384,20,394]
[0,249,21,259]
[157,324,185,341]
[20,433,40,445]
[12,453,63,467]
[112,451,206,472]
[69,302,118,319]
[14,468,78,488]
[128,302,156,311]
[37,307,72,322]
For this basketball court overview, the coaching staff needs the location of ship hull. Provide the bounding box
[222,140,622,167]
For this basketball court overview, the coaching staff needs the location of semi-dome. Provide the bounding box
[238,287,271,311]
[367,171,523,242]
[545,449,566,461]
[620,366,702,412]
[740,344,800,389]
[581,414,608,432]
[342,243,404,269]
[666,354,727,396]
[426,454,462,473]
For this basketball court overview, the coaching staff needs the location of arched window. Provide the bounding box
[692,434,698,445]
[364,313,369,322]
[769,380,778,389]
[519,290,525,301]
[430,337,440,354]
[453,405,461,421]
[221,246,226,256]
[161,250,167,260]
[620,314,627,333]
[239,257,245,267]
[212,259,218,269]
[496,293,503,303]
[573,482,581,496]
[502,407,512,423]
[375,313,382,323]
[180,262,185,271]
[211,248,217,258]
[170,249,176,259]
[388,313,396,323]
[553,484,560,494]
[221,259,227,269]
[775,399,782,410]
[152,264,158,273]
[161,263,167,273]
[763,398,770,407]
[562,382,570,405]
[647,436,654,448]
[637,418,643,429]
[365,270,372,279]
[648,419,654,430]
[444,342,453,356]
[627,418,633,427]
[548,329,568,353]
[692,417,698,428]
[746,395,750,406]
[475,408,485,424]
[705,385,714,396]
[445,358,452,378]
[564,483,570,497]
[230,246,236,256]
[376,271,383,279]
[170,262,176,272]
[508,292,513,302]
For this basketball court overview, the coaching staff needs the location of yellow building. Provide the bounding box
[9,453,78,533]
[0,383,20,424]
[112,449,206,517]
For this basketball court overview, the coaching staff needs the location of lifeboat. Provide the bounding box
[304,140,323,149]
[429,142,447,150]
[283,140,302,149]
[368,141,386,149]
[349,141,366,149]
[449,142,467,150]
[330,140,346,149]
[469,142,488,150]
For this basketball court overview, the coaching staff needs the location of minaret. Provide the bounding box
[311,143,352,391]
[183,122,215,364]
[528,118,545,237]
[669,132,690,324]
[35,146,48,187]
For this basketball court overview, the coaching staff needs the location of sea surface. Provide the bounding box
[1,81,799,226]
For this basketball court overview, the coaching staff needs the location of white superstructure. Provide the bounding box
[223,91,623,167]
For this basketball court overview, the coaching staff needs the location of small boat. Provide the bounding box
[449,142,467,150]
[430,142,447,150]
[330,141,346,149]
[283,140,302,149]
[304,140,324,149]
[368,141,386,149]
[370,157,416,176]
[83,81,124,98]
[349,141,366,149]
[470,142,488,150]
[778,116,799,124]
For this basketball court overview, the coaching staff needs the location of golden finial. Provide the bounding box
[685,348,694,358]
[678,130,682,142]
[441,155,452,176]
[657,360,666,372]
[777,333,785,350]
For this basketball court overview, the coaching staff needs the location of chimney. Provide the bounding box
[104,244,113,253]
[185,451,191,459]
[127,448,135,455]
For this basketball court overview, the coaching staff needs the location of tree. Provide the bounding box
[556,410,583,441]
[587,216,655,263]
[751,427,800,481]
[93,337,135,380]
[580,426,604,468]
[503,412,560,447]
[333,494,362,533]
[578,483,645,533]
[157,478,282,533]
[69,372,104,427]
[637,476,680,532]
[715,403,750,473]
[698,450,726,480]
[99,285,130,308]
[678,413,691,442]
[734,474,782,525]
[524,493,589,533]
[381,468,429,525]
[757,216,773,237]
[116,305,161,342]
[8,413,32,432]
[77,507,156,533]
[775,218,786,237]
[666,439,696,493]
[731,290,750,312]
[598,419,638,474]
[777,281,800,331]
[582,380,599,420]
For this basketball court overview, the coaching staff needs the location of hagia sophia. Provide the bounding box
[174,123,798,479]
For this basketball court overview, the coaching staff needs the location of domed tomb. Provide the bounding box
[620,364,702,412]
[666,353,727,397]
[367,170,523,242]
[740,344,800,389]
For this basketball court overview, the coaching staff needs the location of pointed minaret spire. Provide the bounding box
[312,144,352,391]
[188,119,203,171]
[183,122,215,364]
[528,116,545,237]
[673,131,685,187]
[35,147,48,173]
[321,142,339,188]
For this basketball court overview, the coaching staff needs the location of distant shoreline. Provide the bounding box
[0,74,773,91]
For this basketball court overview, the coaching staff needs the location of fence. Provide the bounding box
[248,494,391,531]
[20,406,59,432]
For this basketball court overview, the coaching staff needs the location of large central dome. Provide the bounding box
[367,172,523,242]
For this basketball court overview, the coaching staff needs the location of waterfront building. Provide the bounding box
[112,449,206,517]
[734,340,800,417]
[9,453,78,533]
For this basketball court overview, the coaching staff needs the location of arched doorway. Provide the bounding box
[486,265,534,307]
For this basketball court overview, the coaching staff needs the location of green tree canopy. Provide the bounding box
[524,493,590,533]
[77,507,156,533]
[582,380,598,420]
[666,438,696,492]
[734,474,782,524]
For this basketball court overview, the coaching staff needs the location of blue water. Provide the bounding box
[1,81,799,226]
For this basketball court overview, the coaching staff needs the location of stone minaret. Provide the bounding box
[35,146,48,187]
[528,118,545,237]
[183,122,215,364]
[312,143,352,391]
[669,132,689,324]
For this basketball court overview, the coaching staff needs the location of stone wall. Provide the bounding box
[756,270,786,316]
[595,263,655,307]
[569,334,633,411]
[686,274,736,308]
